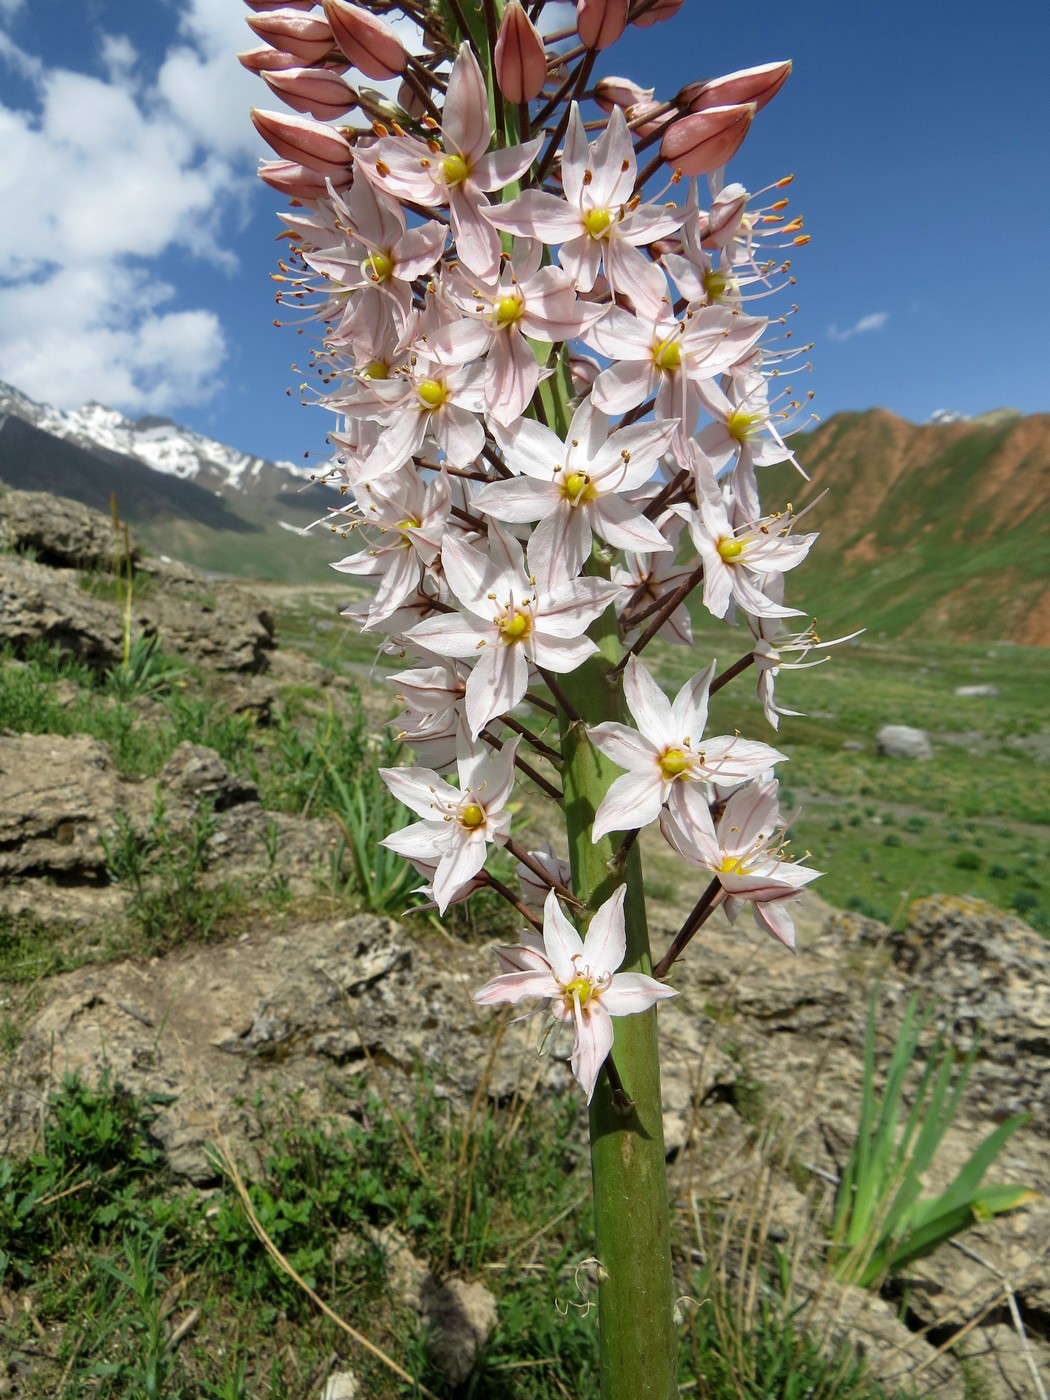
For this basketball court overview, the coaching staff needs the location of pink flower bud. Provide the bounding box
[397,77,428,119]
[576,0,628,50]
[495,2,547,104]
[626,99,674,137]
[630,0,684,26]
[659,102,755,176]
[246,10,336,65]
[238,46,303,75]
[594,75,653,114]
[251,108,353,176]
[569,354,600,394]
[677,60,792,114]
[700,183,749,248]
[258,158,353,198]
[322,0,407,80]
[263,66,358,120]
[244,0,316,10]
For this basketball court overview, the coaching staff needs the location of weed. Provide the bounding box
[829,989,1035,1287]
[102,794,245,951]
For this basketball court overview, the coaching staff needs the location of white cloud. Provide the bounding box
[0,265,226,413]
[0,3,262,414]
[100,34,137,82]
[827,312,889,343]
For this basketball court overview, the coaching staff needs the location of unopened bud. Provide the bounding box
[246,10,336,66]
[251,108,354,176]
[263,67,358,120]
[495,2,547,104]
[700,182,749,248]
[244,0,316,10]
[576,0,628,51]
[630,0,685,26]
[258,158,353,198]
[659,102,755,177]
[594,75,653,114]
[677,60,792,114]
[569,354,600,394]
[322,0,407,80]
[626,99,674,137]
[397,78,428,120]
[238,46,302,75]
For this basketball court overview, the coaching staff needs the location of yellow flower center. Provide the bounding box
[499,610,530,640]
[363,250,393,283]
[442,152,470,186]
[653,337,681,372]
[727,411,756,443]
[717,537,745,562]
[563,975,595,1008]
[561,471,595,506]
[361,360,389,380]
[583,207,613,237]
[396,516,421,534]
[417,378,448,409]
[495,295,524,328]
[704,269,729,302]
[659,747,691,779]
[459,803,486,829]
[720,854,745,874]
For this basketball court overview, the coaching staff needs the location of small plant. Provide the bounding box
[102,794,244,950]
[103,631,185,701]
[322,734,425,917]
[829,989,1035,1288]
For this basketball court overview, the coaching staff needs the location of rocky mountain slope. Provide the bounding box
[0,380,336,582]
[2,379,1048,638]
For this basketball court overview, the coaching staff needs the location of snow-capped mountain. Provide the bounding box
[928,408,970,425]
[0,379,312,494]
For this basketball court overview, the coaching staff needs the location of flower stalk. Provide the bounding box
[244,1,827,1395]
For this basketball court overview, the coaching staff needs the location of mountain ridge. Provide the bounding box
[0,381,1047,637]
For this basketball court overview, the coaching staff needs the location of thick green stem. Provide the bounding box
[556,562,677,1400]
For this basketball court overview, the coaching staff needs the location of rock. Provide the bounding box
[851,894,1050,1126]
[159,742,259,812]
[320,1372,358,1400]
[0,489,135,571]
[0,531,275,675]
[0,733,146,881]
[0,556,124,670]
[876,724,933,760]
[841,739,866,751]
[421,1276,498,1386]
[798,1272,966,1399]
[954,684,1000,698]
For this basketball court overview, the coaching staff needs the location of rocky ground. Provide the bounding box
[1,490,1047,1397]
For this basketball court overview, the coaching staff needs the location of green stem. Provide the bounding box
[556,556,677,1400]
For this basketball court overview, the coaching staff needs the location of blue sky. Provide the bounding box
[1,0,1047,466]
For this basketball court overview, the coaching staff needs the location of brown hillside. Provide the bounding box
[766,409,1050,644]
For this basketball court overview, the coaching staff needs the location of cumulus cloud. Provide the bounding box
[0,0,264,413]
[827,312,889,343]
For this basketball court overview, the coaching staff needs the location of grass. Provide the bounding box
[2,614,1036,1394]
[0,1072,915,1400]
[651,624,1050,932]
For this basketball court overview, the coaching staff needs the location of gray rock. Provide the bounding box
[0,512,275,675]
[0,556,124,669]
[0,733,145,880]
[954,684,1000,698]
[422,1276,498,1385]
[876,723,933,760]
[0,488,135,571]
